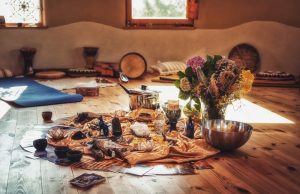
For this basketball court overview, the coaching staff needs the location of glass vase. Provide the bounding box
[204,104,226,120]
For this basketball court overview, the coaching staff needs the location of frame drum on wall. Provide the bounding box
[119,52,147,79]
[228,43,260,73]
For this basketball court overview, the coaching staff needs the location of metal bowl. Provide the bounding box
[202,119,253,151]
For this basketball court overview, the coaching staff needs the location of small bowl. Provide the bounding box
[33,138,48,151]
[54,146,70,158]
[67,150,83,162]
[42,111,53,122]
[202,119,253,151]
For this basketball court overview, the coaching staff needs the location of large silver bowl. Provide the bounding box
[202,119,253,151]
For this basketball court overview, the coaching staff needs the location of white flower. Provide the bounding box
[180,77,192,92]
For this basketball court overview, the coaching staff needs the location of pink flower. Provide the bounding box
[187,56,205,72]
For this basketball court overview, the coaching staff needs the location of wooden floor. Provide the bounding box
[0,77,299,194]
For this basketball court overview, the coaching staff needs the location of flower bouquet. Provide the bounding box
[175,55,254,120]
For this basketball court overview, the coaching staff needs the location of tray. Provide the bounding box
[69,173,106,188]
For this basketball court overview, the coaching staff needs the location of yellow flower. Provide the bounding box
[242,70,255,81]
[240,70,254,93]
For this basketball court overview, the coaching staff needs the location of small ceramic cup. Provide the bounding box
[33,138,47,151]
[42,111,52,122]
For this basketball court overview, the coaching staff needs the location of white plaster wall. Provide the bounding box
[0,21,299,76]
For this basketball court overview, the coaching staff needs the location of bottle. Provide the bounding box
[99,116,109,137]
[112,117,122,137]
[186,117,194,139]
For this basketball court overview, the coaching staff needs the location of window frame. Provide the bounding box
[126,0,198,29]
[0,0,45,28]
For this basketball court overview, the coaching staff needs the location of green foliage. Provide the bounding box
[202,55,222,78]
[185,100,192,110]
[185,67,193,78]
[174,80,180,88]
[213,55,223,62]
[192,97,200,104]
[179,90,190,100]
[177,71,185,79]
[185,66,198,85]
[194,103,201,111]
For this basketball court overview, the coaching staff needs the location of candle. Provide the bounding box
[167,100,179,111]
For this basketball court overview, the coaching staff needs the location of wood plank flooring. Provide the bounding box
[0,78,299,194]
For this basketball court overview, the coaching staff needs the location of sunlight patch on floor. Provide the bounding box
[0,86,27,120]
[0,100,11,120]
[226,99,293,124]
[149,85,294,124]
[0,86,27,101]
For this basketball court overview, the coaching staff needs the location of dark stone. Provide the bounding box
[72,131,86,140]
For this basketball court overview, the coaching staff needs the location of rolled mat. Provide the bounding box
[0,77,83,107]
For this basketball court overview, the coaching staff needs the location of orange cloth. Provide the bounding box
[125,132,219,165]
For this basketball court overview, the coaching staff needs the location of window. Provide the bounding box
[126,0,199,28]
[0,0,43,27]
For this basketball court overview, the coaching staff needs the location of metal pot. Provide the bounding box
[129,92,159,110]
[119,84,160,110]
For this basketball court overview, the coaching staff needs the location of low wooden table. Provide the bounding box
[0,76,299,194]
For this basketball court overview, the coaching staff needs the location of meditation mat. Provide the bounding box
[0,78,83,107]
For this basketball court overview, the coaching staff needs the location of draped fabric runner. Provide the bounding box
[47,129,218,175]
[47,112,219,168]
[48,130,219,165]
[124,133,219,165]
[20,109,219,175]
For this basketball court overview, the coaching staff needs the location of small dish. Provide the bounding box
[54,146,70,158]
[33,138,47,151]
[67,150,83,162]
